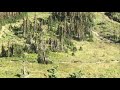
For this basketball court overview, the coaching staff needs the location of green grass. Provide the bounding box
[0,58,120,78]
[0,12,120,78]
[0,39,120,78]
[0,12,51,52]
[27,12,51,22]
[93,12,120,42]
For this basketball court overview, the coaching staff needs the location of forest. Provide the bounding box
[0,12,120,78]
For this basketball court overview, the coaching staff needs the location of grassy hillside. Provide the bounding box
[105,12,120,23]
[0,12,120,78]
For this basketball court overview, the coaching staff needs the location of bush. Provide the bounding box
[37,55,44,64]
[23,44,29,52]
[87,37,93,42]
[47,66,58,78]
[71,47,77,56]
[79,46,83,51]
[73,47,77,52]
[13,44,24,57]
[64,48,68,53]
[37,55,53,64]
[30,44,37,53]
[68,70,84,78]
[0,12,27,26]
[0,45,7,57]
[23,43,38,54]
[72,52,75,56]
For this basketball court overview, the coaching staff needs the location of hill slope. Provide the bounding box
[0,12,120,78]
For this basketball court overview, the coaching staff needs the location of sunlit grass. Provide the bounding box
[0,12,120,78]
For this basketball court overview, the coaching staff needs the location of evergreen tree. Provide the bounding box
[1,44,7,57]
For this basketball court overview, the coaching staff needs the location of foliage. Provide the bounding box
[105,12,120,23]
[0,12,120,78]
[47,66,58,78]
[68,70,84,78]
[13,44,24,57]
[79,46,83,51]
[0,12,27,27]
[0,45,7,57]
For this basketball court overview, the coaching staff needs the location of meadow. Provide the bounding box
[0,12,120,78]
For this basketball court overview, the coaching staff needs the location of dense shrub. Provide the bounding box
[47,66,58,78]
[0,45,7,57]
[13,44,24,57]
[68,70,84,78]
